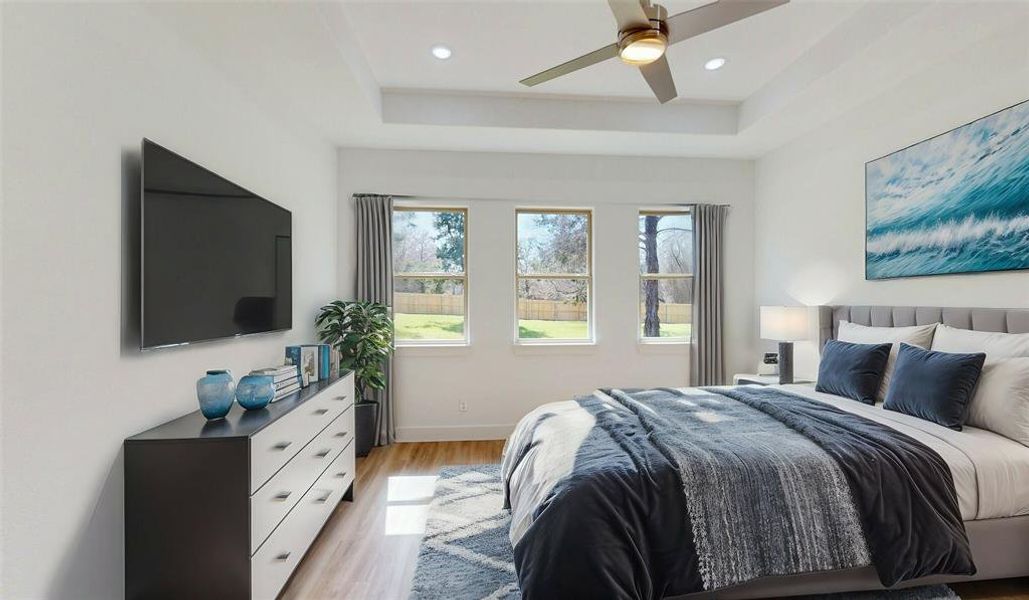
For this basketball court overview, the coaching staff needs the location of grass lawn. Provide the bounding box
[641,323,692,339]
[395,313,692,341]
[395,313,465,340]
[518,319,589,339]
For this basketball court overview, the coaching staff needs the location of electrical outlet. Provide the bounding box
[458,400,468,413]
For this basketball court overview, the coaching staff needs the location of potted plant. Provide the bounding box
[315,300,394,456]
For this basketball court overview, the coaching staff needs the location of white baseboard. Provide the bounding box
[396,424,514,442]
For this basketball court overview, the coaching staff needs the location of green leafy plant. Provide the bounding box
[315,300,394,403]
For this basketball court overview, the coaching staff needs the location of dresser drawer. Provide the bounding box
[314,375,354,412]
[251,407,353,554]
[250,459,348,600]
[317,439,356,496]
[250,392,348,494]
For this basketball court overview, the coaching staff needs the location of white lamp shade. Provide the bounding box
[760,306,809,341]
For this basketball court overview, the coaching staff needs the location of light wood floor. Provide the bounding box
[281,441,1029,600]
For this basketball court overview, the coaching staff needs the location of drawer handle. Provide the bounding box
[315,449,332,459]
[275,552,291,562]
[314,491,333,504]
[335,471,347,479]
[272,441,292,451]
[313,408,330,416]
[334,431,348,438]
[333,395,348,402]
[272,491,292,502]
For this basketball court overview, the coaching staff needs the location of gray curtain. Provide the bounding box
[690,204,728,386]
[354,194,395,445]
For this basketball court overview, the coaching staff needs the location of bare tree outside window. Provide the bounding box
[639,211,693,341]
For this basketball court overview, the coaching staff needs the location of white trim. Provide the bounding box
[637,341,691,354]
[512,341,598,356]
[396,424,514,442]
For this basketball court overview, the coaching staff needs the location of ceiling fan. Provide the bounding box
[519,0,789,103]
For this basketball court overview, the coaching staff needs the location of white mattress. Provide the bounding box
[777,384,1029,521]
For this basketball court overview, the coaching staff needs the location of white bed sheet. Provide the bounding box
[777,384,1029,521]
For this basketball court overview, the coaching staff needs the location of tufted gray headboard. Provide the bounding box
[817,305,1029,349]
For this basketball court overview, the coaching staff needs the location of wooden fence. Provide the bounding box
[395,292,691,323]
[395,292,463,316]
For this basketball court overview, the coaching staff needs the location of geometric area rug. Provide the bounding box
[409,464,960,600]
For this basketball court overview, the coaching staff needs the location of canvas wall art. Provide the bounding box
[865,99,1029,280]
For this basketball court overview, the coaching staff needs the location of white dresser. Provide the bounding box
[125,371,356,600]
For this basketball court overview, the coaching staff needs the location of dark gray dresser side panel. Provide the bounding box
[125,438,250,600]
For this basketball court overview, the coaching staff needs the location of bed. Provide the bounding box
[501,305,1029,599]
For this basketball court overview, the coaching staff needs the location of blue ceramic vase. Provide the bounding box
[197,370,235,420]
[236,374,275,411]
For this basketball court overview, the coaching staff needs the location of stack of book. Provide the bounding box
[285,344,333,387]
[251,365,301,402]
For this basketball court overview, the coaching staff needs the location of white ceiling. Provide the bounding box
[143,1,1029,159]
[344,0,862,101]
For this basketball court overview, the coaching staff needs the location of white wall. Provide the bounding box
[0,4,5,594]
[338,148,755,440]
[753,25,1029,377]
[1,5,337,598]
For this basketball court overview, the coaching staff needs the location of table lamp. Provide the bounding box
[760,306,809,384]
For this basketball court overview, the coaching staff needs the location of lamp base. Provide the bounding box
[778,342,794,385]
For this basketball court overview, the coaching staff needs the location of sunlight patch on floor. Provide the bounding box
[384,475,439,536]
[387,475,439,503]
[384,504,432,536]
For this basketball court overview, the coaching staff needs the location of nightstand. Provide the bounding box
[733,373,814,386]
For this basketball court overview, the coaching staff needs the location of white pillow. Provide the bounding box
[966,358,1029,447]
[931,324,1029,359]
[836,321,938,402]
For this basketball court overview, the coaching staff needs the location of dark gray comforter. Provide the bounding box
[500,386,974,599]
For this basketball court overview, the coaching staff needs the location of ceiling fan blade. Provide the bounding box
[607,0,651,32]
[666,0,789,45]
[639,55,677,103]
[520,43,620,87]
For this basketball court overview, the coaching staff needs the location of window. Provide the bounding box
[516,209,592,342]
[392,207,467,344]
[639,210,693,341]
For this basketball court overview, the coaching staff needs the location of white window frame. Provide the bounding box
[638,208,693,345]
[514,208,594,345]
[392,205,469,347]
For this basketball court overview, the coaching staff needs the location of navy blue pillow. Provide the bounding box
[816,339,892,404]
[884,343,986,430]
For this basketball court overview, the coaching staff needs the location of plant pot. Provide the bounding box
[354,400,378,457]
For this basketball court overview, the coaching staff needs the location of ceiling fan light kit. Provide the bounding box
[519,0,790,104]
[618,28,668,65]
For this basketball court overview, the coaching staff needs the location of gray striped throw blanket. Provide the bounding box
[501,386,974,600]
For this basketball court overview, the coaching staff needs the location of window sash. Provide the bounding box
[393,207,467,277]
[515,209,593,342]
[392,206,468,344]
[639,209,692,341]
[515,209,592,277]
[638,209,692,276]
[638,274,692,341]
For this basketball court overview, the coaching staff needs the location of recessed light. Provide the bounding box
[431,45,452,60]
[704,57,727,71]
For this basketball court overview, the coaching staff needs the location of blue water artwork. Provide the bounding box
[866,100,1029,280]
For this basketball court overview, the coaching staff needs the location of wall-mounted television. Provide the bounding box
[141,139,292,349]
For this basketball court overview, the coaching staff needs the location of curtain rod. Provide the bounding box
[359,193,730,208]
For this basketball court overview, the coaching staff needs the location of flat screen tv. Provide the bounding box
[141,139,292,349]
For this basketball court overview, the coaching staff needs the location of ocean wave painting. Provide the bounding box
[865,99,1029,279]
